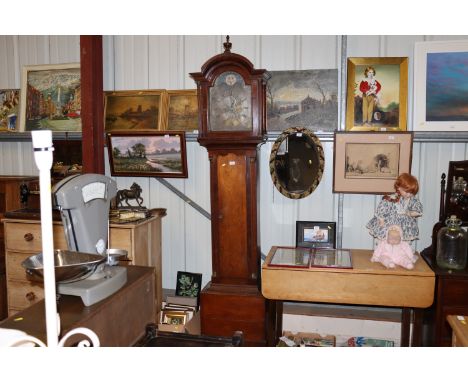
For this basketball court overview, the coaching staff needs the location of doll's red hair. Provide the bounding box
[383,173,419,202]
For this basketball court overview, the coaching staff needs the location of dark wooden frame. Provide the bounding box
[106,131,188,178]
[296,221,336,249]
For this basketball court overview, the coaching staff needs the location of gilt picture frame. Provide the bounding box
[20,63,81,132]
[166,89,199,132]
[333,132,413,194]
[106,131,188,178]
[346,57,408,132]
[0,89,20,131]
[413,40,468,132]
[104,90,166,132]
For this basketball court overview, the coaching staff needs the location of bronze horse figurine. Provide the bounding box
[116,182,144,207]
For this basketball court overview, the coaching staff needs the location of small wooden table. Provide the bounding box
[262,247,435,347]
[447,315,468,346]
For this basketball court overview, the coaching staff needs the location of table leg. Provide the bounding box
[266,300,283,346]
[400,307,411,347]
[411,308,423,347]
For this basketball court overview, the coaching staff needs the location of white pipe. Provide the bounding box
[31,130,58,347]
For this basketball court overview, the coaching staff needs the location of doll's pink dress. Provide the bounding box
[371,226,418,269]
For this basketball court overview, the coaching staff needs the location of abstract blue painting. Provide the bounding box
[426,51,468,121]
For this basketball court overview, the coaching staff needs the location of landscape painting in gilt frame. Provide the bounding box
[104,90,166,132]
[106,131,187,178]
[346,57,408,132]
[333,132,413,194]
[413,40,468,132]
[166,90,199,132]
[20,63,81,132]
[267,69,338,132]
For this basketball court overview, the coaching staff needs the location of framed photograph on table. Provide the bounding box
[20,63,81,132]
[267,246,311,268]
[333,132,413,194]
[413,40,468,132]
[296,221,336,249]
[346,57,408,132]
[166,90,199,132]
[104,90,166,132]
[106,131,188,178]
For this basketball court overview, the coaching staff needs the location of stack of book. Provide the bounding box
[158,295,199,333]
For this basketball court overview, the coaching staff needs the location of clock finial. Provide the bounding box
[223,35,232,53]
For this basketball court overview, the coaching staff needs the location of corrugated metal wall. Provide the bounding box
[1,35,467,290]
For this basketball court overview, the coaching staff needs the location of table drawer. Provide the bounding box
[440,278,468,307]
[4,222,68,252]
[7,279,44,311]
[109,228,133,260]
[5,251,37,282]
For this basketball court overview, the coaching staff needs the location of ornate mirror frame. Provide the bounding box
[269,126,325,199]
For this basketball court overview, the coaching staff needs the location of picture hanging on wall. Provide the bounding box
[413,40,468,132]
[104,90,166,132]
[166,89,199,132]
[20,63,81,132]
[0,89,20,132]
[346,57,408,132]
[106,131,188,178]
[266,69,338,132]
[333,131,413,194]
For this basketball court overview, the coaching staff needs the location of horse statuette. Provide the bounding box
[115,182,144,207]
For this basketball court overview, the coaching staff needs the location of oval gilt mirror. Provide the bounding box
[269,127,325,199]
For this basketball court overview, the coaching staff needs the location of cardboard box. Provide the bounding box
[158,310,200,335]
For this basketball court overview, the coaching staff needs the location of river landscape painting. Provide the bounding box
[106,131,187,178]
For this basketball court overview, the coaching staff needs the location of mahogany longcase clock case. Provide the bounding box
[190,37,271,345]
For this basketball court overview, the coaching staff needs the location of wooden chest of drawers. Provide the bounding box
[2,212,164,318]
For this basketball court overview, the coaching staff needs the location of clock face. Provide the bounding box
[208,71,252,132]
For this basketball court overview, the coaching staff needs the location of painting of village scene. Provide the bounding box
[104,91,165,132]
[167,90,199,131]
[107,132,187,178]
[267,69,338,132]
[0,89,20,131]
[20,64,81,132]
[345,142,400,179]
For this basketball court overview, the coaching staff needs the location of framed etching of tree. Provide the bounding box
[106,131,187,178]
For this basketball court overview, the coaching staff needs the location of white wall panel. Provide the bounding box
[1,34,468,291]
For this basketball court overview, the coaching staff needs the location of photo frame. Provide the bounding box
[266,69,338,132]
[104,90,166,132]
[267,246,311,268]
[333,132,413,194]
[413,40,468,132]
[296,221,336,249]
[346,57,408,132]
[175,271,202,300]
[0,89,20,132]
[20,63,81,132]
[166,90,199,132]
[162,310,188,325]
[106,131,188,178]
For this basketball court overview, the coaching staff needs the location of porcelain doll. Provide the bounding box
[371,225,418,269]
[367,173,423,242]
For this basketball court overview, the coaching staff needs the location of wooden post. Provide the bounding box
[80,36,104,174]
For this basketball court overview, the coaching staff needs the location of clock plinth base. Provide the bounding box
[200,282,267,346]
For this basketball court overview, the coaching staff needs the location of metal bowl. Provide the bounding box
[21,250,106,283]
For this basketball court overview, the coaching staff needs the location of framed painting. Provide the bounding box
[266,69,338,132]
[166,90,199,132]
[106,131,188,178]
[175,271,202,306]
[296,221,336,249]
[346,57,408,132]
[413,40,468,132]
[20,63,81,132]
[333,132,413,194]
[0,89,20,131]
[104,90,165,132]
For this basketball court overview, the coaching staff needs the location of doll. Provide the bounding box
[371,225,418,269]
[366,173,423,242]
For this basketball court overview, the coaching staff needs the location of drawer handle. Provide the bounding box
[24,233,34,242]
[25,292,36,302]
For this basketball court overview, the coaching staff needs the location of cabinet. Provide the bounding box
[2,211,164,318]
[0,176,39,320]
[421,160,468,346]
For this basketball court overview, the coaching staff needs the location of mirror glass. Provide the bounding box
[269,127,324,199]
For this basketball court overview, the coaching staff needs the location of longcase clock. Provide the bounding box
[190,37,270,345]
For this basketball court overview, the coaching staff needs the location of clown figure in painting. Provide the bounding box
[366,173,423,269]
